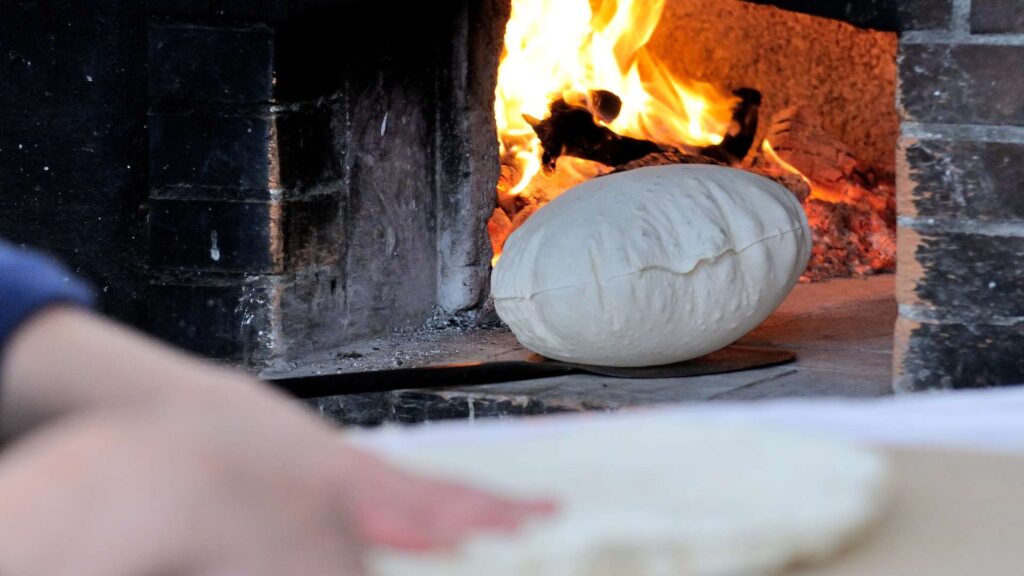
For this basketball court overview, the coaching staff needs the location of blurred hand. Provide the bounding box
[0,403,553,576]
[338,446,556,551]
[0,308,554,575]
[0,407,366,576]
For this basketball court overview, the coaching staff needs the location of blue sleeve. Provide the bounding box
[0,241,96,355]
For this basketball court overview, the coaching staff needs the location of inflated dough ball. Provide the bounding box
[492,164,811,367]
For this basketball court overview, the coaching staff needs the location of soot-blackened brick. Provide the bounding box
[902,321,1024,389]
[0,1,150,321]
[149,199,280,272]
[149,113,271,190]
[894,0,954,30]
[272,6,350,102]
[1,3,94,111]
[146,0,290,20]
[971,0,1024,33]
[903,139,1024,220]
[149,24,273,104]
[145,0,210,16]
[277,266,347,354]
[149,280,275,360]
[0,107,140,198]
[283,194,344,270]
[914,232,1024,318]
[900,44,1024,126]
[313,394,392,428]
[276,101,346,191]
[218,0,289,20]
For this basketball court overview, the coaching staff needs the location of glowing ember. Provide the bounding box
[758,126,895,281]
[763,140,847,205]
[763,140,812,189]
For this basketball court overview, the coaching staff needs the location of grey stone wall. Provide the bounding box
[894,0,1024,390]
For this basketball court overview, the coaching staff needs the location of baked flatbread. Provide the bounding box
[369,421,887,576]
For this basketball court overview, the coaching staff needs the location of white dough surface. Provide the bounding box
[367,422,888,576]
[492,164,812,367]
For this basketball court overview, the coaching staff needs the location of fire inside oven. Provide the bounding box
[487,0,897,282]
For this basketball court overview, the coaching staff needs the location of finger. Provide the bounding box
[356,507,450,551]
[421,494,554,542]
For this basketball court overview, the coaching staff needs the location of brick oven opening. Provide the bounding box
[260,0,914,421]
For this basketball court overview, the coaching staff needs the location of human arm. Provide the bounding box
[0,242,554,572]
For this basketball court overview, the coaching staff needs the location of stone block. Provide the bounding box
[899,44,1024,126]
[895,316,1024,390]
[149,24,273,104]
[149,112,271,190]
[906,230,1024,319]
[898,137,1024,220]
[148,278,278,361]
[893,0,954,30]
[971,0,1024,33]
[149,199,282,273]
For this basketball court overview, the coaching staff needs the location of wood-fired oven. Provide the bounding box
[1,0,1021,396]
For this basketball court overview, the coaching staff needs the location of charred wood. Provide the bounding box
[527,88,762,172]
[526,99,662,170]
[587,90,623,124]
[699,88,762,163]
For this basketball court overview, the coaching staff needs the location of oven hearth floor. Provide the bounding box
[268,275,896,426]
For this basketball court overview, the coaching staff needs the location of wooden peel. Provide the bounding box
[264,345,796,399]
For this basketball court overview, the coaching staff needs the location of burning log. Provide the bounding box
[526,87,763,172]
[499,92,895,284]
[586,89,623,124]
[699,88,762,164]
[525,98,662,170]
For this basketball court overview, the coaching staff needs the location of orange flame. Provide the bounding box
[491,0,736,265]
